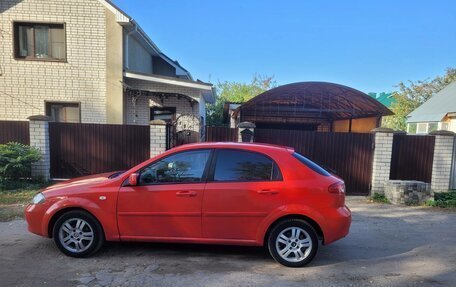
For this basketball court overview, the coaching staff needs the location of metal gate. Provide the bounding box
[49,122,150,178]
[166,114,201,149]
[254,129,374,195]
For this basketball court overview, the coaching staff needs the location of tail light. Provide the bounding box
[329,181,345,194]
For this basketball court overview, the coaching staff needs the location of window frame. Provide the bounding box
[150,106,176,123]
[206,148,283,183]
[13,21,67,62]
[45,101,81,123]
[136,149,214,186]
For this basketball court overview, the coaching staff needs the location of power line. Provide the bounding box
[0,90,42,111]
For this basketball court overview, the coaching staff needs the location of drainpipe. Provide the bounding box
[125,25,138,70]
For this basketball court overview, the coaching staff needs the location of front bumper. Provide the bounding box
[321,205,351,245]
[24,203,49,237]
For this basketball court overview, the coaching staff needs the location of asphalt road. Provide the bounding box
[1,197,455,287]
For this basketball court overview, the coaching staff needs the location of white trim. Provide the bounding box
[98,0,130,23]
[124,72,213,91]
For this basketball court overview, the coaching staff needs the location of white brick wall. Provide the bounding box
[370,131,394,195]
[431,134,454,192]
[0,0,108,123]
[150,124,167,158]
[29,120,50,180]
[125,79,202,126]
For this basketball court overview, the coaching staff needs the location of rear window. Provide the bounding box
[292,152,330,176]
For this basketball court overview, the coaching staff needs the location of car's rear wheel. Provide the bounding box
[267,219,318,267]
[52,210,104,257]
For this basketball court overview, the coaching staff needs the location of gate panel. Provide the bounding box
[205,126,238,142]
[50,123,150,178]
[390,134,435,182]
[0,120,30,145]
[254,129,374,195]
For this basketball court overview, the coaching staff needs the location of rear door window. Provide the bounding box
[212,149,282,182]
[292,152,330,176]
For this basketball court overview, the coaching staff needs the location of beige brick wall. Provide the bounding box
[0,0,108,123]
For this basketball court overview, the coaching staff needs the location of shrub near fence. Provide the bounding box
[0,121,30,145]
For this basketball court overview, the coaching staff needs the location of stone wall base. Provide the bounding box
[385,180,432,205]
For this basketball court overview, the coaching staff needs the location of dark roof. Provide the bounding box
[235,82,393,120]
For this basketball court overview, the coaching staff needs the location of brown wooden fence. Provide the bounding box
[49,122,150,178]
[254,129,374,195]
[390,134,435,182]
[205,126,238,142]
[0,120,30,145]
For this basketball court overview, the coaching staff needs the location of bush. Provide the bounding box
[0,142,41,181]
[425,191,456,208]
[371,193,390,204]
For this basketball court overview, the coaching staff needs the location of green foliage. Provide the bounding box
[206,74,277,126]
[383,68,456,131]
[371,193,390,204]
[0,142,41,181]
[425,191,456,208]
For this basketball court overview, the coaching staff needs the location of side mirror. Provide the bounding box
[128,173,139,186]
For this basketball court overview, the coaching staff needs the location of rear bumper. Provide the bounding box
[321,205,351,245]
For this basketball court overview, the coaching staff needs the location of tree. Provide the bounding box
[383,68,456,131]
[206,74,277,126]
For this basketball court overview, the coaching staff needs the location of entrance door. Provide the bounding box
[117,149,211,239]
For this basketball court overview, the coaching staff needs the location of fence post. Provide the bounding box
[150,120,167,158]
[429,130,455,192]
[370,127,395,196]
[238,122,255,143]
[27,115,52,181]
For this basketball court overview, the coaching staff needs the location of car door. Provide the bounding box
[117,149,212,239]
[202,149,284,241]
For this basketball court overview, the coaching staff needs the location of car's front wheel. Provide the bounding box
[52,210,104,257]
[267,219,318,267]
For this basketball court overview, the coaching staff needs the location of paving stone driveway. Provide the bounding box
[1,197,455,287]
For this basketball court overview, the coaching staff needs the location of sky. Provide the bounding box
[112,0,456,93]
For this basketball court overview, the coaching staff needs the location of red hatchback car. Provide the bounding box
[25,142,351,267]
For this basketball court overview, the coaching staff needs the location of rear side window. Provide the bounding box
[292,152,330,176]
[213,149,282,182]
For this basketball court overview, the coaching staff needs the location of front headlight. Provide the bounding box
[31,193,46,205]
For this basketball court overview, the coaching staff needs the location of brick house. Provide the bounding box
[0,0,215,126]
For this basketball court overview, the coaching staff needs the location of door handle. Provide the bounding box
[176,190,197,197]
[257,189,279,195]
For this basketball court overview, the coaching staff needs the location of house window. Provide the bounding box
[416,123,428,134]
[150,107,176,123]
[407,123,417,134]
[428,123,438,133]
[46,102,80,123]
[14,22,66,61]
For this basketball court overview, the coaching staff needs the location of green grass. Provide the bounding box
[371,193,390,204]
[425,191,456,209]
[0,189,38,205]
[0,180,49,221]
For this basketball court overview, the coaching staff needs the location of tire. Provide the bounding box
[267,219,318,267]
[52,210,104,258]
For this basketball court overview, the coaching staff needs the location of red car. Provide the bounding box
[25,142,351,267]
